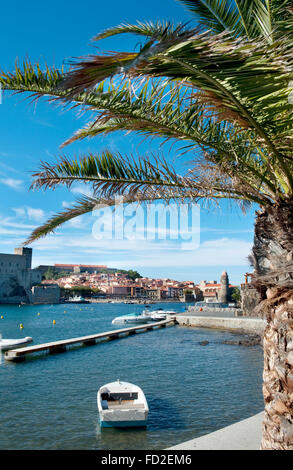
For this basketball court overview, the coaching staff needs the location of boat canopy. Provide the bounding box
[101,392,138,401]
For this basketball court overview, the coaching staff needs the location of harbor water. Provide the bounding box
[0,302,264,450]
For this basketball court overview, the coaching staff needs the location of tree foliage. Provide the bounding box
[0,0,292,245]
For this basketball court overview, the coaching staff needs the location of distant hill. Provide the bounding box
[41,265,142,281]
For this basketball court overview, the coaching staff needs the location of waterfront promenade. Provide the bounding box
[175,314,266,335]
[167,310,265,450]
[168,412,263,450]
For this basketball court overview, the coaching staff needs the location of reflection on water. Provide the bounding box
[0,302,264,450]
[148,397,184,431]
[96,424,151,450]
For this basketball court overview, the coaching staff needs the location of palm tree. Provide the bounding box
[1,0,292,449]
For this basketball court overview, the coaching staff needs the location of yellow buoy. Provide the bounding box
[1,315,3,319]
[53,320,56,325]
[37,312,40,316]
[20,323,24,329]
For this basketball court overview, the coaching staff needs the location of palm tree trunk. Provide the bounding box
[251,201,293,449]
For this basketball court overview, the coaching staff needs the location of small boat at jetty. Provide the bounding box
[97,380,149,428]
[0,336,33,351]
[66,295,89,304]
[149,311,167,320]
[148,308,177,320]
[112,311,152,324]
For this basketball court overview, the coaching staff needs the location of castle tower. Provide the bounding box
[14,247,32,269]
[219,271,229,303]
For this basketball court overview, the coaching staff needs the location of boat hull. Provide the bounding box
[0,337,33,351]
[99,419,147,428]
[150,314,166,320]
[112,316,152,324]
[99,407,148,426]
[97,380,149,429]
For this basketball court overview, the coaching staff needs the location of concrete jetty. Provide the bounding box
[167,313,265,450]
[4,318,176,362]
[175,314,266,335]
[168,412,264,450]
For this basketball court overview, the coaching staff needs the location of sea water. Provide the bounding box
[0,302,263,450]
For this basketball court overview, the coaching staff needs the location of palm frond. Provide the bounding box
[0,60,64,97]
[24,195,99,245]
[93,20,192,42]
[62,23,199,97]
[60,78,253,154]
[177,0,291,40]
[59,80,285,198]
[1,58,288,198]
[30,151,190,197]
[31,150,274,203]
[56,28,293,183]
[269,0,293,39]
[178,0,241,34]
[55,28,293,150]
[61,52,140,97]
[234,1,267,38]
[2,36,292,167]
[25,146,274,245]
[23,193,156,245]
[1,12,292,243]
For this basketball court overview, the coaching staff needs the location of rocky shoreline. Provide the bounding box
[198,333,262,347]
[221,333,262,347]
[174,314,265,347]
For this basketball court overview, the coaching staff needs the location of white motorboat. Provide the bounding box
[97,380,149,428]
[67,295,89,303]
[148,308,177,320]
[154,308,177,314]
[0,336,33,351]
[150,311,167,320]
[112,312,152,324]
[140,308,153,320]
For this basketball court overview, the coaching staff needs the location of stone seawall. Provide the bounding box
[240,284,262,317]
[31,285,60,304]
[187,306,241,315]
[174,315,266,335]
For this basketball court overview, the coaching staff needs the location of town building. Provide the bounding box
[199,273,235,304]
[203,291,218,303]
[38,263,239,306]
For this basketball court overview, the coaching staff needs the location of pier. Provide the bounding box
[4,318,176,362]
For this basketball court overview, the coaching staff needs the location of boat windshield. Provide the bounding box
[101,392,138,401]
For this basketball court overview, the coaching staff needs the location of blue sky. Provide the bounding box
[0,0,256,285]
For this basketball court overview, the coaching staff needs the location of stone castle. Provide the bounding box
[0,247,59,304]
